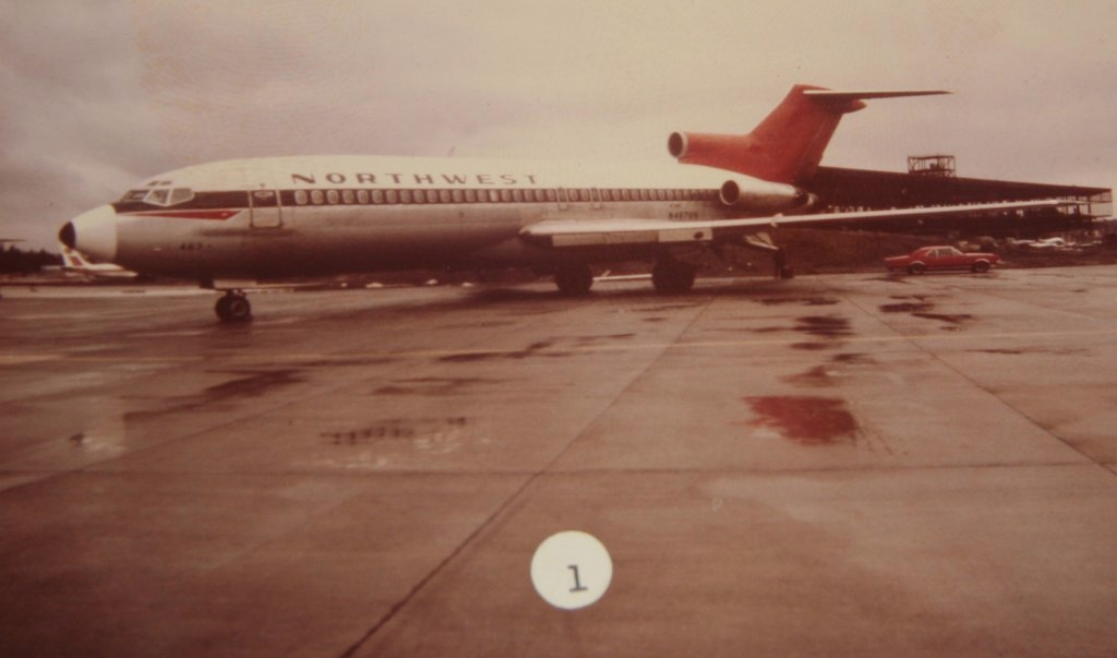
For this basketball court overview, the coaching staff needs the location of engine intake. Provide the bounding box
[719,178,815,212]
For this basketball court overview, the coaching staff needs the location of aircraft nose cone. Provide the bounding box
[63,204,118,262]
[58,221,76,249]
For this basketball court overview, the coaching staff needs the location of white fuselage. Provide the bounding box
[63,155,808,281]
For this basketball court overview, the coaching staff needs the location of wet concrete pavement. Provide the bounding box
[2,268,1117,657]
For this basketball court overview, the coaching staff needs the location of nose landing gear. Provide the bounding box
[215,290,252,323]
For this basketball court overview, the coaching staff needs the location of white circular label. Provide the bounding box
[530,531,612,610]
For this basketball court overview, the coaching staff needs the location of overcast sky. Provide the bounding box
[2,0,1114,249]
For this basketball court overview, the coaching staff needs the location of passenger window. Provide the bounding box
[311,190,324,205]
[452,189,464,203]
[327,190,340,204]
[546,189,557,202]
[295,190,308,205]
[512,189,523,202]
[342,190,354,204]
[357,190,369,204]
[371,190,384,204]
[441,190,454,203]
[465,189,477,203]
[406,190,420,204]
[386,190,399,204]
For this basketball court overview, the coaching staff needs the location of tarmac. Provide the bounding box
[2,267,1116,658]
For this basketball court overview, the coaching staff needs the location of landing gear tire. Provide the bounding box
[554,263,594,296]
[215,291,252,323]
[652,260,697,294]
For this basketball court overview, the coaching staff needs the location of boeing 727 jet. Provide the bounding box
[59,245,139,281]
[59,85,1067,322]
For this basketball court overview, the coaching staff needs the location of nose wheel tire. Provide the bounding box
[215,292,252,323]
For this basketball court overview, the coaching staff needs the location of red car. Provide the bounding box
[884,245,1000,274]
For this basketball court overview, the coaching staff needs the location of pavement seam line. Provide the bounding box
[843,283,1110,475]
[335,296,715,657]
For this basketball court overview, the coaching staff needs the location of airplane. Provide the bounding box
[59,245,140,281]
[59,84,1071,322]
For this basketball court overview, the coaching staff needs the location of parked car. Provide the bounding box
[884,246,1000,274]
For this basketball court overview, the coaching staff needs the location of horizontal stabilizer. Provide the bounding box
[802,90,950,101]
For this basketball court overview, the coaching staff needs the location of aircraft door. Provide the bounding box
[249,189,283,228]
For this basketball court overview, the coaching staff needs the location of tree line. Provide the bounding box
[1,246,60,273]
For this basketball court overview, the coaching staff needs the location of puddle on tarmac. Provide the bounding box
[744,396,858,445]
[321,417,470,454]
[636,304,702,312]
[796,315,852,338]
[438,340,574,362]
[374,377,495,396]
[126,369,304,421]
[913,312,972,326]
[831,353,876,365]
[880,297,972,329]
[573,333,636,342]
[880,302,933,313]
[202,370,303,400]
[785,315,853,351]
[760,297,840,306]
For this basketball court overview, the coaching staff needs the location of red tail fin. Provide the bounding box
[668,85,948,184]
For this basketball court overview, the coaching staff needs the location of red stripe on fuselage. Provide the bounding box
[126,210,241,221]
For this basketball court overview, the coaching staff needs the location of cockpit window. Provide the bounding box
[169,188,195,205]
[120,187,195,206]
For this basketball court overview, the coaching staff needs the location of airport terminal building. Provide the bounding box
[810,156,1111,237]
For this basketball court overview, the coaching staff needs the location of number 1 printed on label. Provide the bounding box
[568,564,589,593]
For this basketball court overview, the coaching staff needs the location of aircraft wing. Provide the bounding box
[520,199,1072,249]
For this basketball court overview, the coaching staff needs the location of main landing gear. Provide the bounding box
[553,262,594,296]
[551,258,700,296]
[215,290,252,323]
